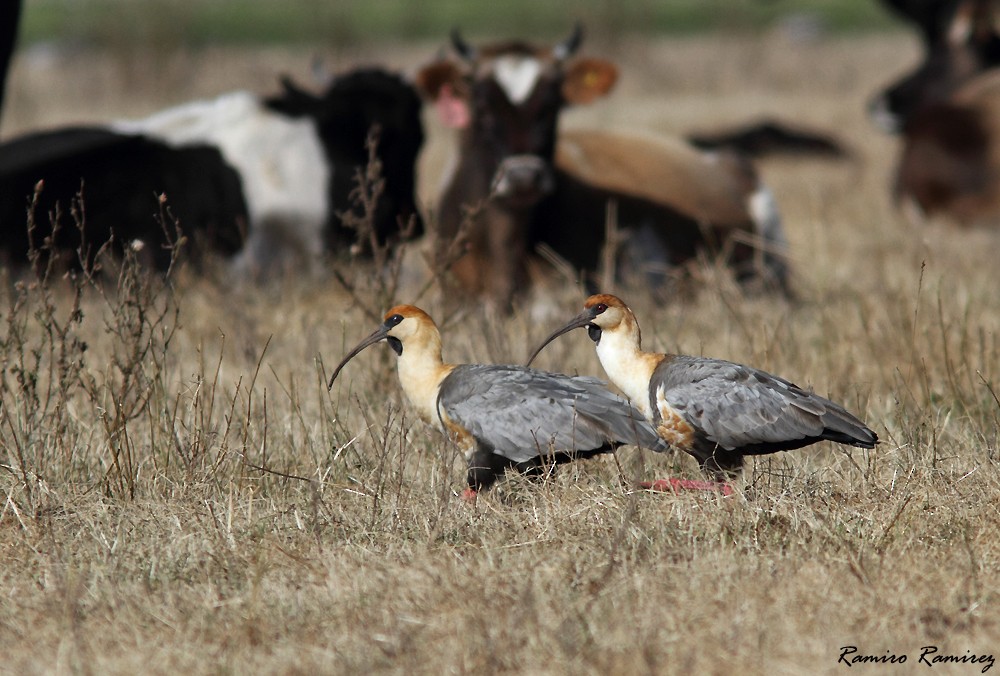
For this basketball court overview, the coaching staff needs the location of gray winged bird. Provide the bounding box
[327,304,670,498]
[528,294,878,492]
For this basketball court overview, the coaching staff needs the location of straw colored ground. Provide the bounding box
[2,31,1000,675]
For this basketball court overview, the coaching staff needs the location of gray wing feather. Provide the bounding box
[440,364,669,463]
[655,356,873,451]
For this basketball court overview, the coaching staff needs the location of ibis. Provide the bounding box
[528,294,878,492]
[328,305,671,498]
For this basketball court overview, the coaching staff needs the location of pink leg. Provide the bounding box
[461,487,479,503]
[638,478,733,496]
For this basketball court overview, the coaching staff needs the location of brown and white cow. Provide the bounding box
[416,26,790,309]
[872,0,1000,224]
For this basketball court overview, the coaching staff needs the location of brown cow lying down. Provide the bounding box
[416,25,791,310]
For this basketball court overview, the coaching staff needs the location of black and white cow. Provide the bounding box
[0,67,424,272]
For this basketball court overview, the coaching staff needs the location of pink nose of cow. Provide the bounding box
[491,155,554,206]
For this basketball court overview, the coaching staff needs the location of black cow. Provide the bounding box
[0,127,246,269]
[870,0,1000,132]
[686,118,848,159]
[0,67,424,273]
[0,0,21,133]
[871,0,1000,224]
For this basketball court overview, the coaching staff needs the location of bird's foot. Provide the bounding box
[639,478,733,496]
[460,487,479,503]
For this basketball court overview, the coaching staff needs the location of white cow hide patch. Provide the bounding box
[111,92,330,271]
[492,56,542,105]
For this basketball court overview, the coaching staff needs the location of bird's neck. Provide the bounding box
[594,324,661,420]
[396,335,455,425]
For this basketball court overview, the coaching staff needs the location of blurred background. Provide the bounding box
[3,0,920,251]
[19,0,898,48]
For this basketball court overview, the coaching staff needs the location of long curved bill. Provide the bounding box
[525,309,595,367]
[327,325,390,390]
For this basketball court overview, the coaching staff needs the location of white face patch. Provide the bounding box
[492,55,542,105]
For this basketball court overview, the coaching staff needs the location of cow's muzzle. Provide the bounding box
[491,155,554,206]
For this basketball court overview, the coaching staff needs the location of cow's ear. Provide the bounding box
[415,61,465,100]
[946,0,999,45]
[416,61,470,128]
[266,75,321,116]
[562,58,618,105]
[434,84,471,128]
[948,0,1000,45]
[947,1,975,45]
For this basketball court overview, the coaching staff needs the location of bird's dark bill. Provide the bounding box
[526,310,596,366]
[328,325,391,389]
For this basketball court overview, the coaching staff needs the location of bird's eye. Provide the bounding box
[386,314,404,327]
[594,303,608,314]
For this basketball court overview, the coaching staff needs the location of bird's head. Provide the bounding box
[526,294,637,365]
[328,305,440,389]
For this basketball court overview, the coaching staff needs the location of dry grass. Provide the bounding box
[2,32,1000,674]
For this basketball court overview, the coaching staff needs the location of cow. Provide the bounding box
[893,69,1000,224]
[0,67,424,273]
[0,0,20,133]
[416,26,790,310]
[869,0,1000,133]
[871,0,1000,224]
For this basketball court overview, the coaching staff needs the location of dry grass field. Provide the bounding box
[2,30,1000,674]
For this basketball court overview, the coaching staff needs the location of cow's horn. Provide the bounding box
[450,28,476,61]
[553,23,584,60]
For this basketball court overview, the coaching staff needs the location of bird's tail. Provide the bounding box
[820,406,878,449]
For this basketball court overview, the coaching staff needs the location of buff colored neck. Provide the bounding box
[395,328,456,426]
[593,316,662,420]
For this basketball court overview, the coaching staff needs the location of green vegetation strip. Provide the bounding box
[21,0,901,47]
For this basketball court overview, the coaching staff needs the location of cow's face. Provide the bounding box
[870,0,1000,133]
[417,27,617,208]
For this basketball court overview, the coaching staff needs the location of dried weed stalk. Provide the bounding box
[332,127,418,323]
